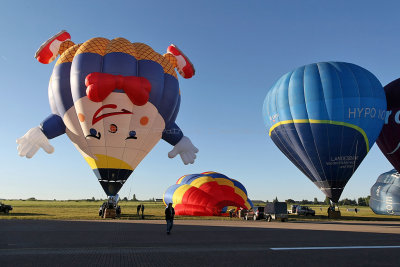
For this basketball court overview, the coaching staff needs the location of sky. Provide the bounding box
[1,0,399,201]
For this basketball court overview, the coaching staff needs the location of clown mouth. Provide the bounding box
[92,104,133,125]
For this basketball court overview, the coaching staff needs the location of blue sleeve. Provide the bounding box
[40,114,66,139]
[162,122,183,146]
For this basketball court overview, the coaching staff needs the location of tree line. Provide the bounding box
[280,196,371,206]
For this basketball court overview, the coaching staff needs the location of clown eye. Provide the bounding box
[86,128,101,140]
[126,130,137,140]
[108,124,118,133]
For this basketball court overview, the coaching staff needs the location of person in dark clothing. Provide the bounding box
[141,204,145,219]
[165,203,175,234]
[137,204,141,216]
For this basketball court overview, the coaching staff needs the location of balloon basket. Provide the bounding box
[103,208,116,219]
[328,210,341,219]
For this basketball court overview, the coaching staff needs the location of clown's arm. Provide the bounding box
[162,122,198,165]
[17,114,66,158]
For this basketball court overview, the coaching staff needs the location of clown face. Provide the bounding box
[64,92,165,195]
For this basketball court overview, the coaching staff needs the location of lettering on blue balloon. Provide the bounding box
[386,196,395,215]
[348,108,385,120]
[376,185,381,197]
[326,155,358,169]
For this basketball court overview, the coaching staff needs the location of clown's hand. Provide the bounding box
[168,136,199,165]
[16,127,54,158]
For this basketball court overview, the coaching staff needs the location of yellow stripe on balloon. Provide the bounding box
[269,119,370,152]
[225,206,237,212]
[190,176,215,188]
[213,176,247,201]
[162,192,167,206]
[234,188,247,202]
[172,184,192,205]
[176,175,187,184]
[215,178,234,187]
[84,154,133,170]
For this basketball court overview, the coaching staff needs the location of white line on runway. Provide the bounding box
[2,245,400,255]
[270,245,400,251]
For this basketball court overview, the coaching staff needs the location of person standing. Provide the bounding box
[141,204,145,219]
[137,204,141,216]
[165,203,175,235]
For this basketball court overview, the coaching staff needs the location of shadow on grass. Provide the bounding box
[118,214,158,220]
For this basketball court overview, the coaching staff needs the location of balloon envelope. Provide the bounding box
[262,62,386,203]
[376,79,400,172]
[163,172,253,216]
[369,169,400,215]
[47,37,182,196]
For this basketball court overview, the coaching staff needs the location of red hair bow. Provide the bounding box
[85,72,151,106]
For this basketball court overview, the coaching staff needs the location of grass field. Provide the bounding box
[298,204,400,221]
[0,200,167,221]
[0,200,399,221]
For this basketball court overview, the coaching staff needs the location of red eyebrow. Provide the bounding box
[92,104,133,125]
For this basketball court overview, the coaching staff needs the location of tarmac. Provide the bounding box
[1,219,400,266]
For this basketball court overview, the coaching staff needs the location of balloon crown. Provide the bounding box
[34,30,195,79]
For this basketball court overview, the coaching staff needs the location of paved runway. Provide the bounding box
[1,219,400,266]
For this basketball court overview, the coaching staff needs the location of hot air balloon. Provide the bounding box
[163,172,253,216]
[262,62,386,204]
[17,30,199,200]
[376,78,400,171]
[370,169,400,215]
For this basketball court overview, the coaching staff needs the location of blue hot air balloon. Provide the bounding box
[370,169,400,216]
[262,62,386,203]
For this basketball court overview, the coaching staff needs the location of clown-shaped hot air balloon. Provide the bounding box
[263,62,386,205]
[17,30,198,200]
[163,172,253,216]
